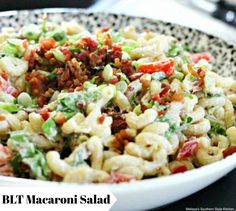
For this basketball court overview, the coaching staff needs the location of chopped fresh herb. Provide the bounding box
[208,120,226,137]
[206,93,222,98]
[158,115,178,139]
[182,116,193,124]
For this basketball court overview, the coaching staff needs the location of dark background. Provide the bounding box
[0,0,96,11]
[0,1,235,210]
[159,169,236,211]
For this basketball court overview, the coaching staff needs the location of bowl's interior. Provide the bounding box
[0,9,235,77]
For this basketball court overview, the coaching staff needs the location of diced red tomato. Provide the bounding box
[40,109,50,121]
[97,114,106,124]
[5,86,19,97]
[191,52,214,64]
[223,146,236,158]
[177,138,199,160]
[129,72,144,81]
[171,165,188,174]
[138,59,175,76]
[106,172,133,183]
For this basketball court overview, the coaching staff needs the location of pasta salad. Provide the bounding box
[0,18,236,183]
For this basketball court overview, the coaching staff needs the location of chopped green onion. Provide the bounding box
[133,104,142,115]
[22,24,41,40]
[102,64,113,81]
[53,49,65,62]
[169,44,181,57]
[17,92,32,107]
[170,71,184,80]
[48,73,57,80]
[52,31,66,41]
[184,93,194,99]
[122,51,131,60]
[152,72,166,80]
[116,80,128,93]
[0,102,19,113]
[69,46,81,52]
[1,43,18,56]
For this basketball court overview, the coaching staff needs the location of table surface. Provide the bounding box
[91,0,236,210]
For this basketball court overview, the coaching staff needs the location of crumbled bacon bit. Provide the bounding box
[37,96,47,107]
[106,172,133,183]
[22,40,29,49]
[26,71,48,97]
[103,33,112,47]
[112,129,133,153]
[170,91,184,102]
[159,84,170,97]
[120,60,135,77]
[54,112,66,125]
[0,144,13,177]
[39,38,57,51]
[140,78,150,88]
[107,45,122,63]
[80,37,98,52]
[111,116,128,134]
[0,114,5,121]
